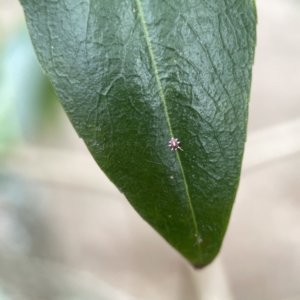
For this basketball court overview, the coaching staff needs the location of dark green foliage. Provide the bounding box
[20,0,256,267]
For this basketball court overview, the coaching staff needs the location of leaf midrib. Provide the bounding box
[135,0,201,251]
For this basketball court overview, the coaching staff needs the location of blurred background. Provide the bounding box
[0,0,300,299]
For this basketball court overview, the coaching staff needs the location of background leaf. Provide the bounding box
[0,26,58,160]
[20,0,256,267]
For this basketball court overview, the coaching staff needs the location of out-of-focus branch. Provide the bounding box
[3,118,300,193]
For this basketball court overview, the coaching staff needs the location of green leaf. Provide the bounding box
[20,0,256,267]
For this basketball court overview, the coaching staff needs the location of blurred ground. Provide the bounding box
[0,0,300,299]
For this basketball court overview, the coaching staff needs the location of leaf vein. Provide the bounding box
[135,0,201,246]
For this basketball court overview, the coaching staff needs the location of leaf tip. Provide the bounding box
[192,262,208,270]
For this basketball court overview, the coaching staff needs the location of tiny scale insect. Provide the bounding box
[169,137,183,151]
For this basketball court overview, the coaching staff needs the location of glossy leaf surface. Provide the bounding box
[20,0,256,267]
